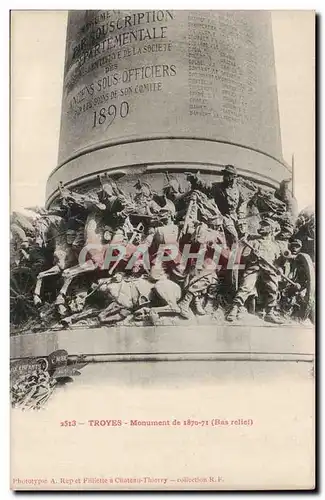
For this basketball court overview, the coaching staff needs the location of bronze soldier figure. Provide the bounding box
[132,180,162,216]
[187,165,254,245]
[227,217,287,324]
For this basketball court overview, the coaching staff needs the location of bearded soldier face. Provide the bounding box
[223,173,236,187]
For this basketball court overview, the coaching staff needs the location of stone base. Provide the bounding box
[10,324,315,362]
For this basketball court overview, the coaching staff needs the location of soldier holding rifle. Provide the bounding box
[226,217,297,324]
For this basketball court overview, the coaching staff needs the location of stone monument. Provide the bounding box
[46,10,290,205]
[10,10,314,364]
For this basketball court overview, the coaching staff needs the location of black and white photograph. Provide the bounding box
[10,10,315,490]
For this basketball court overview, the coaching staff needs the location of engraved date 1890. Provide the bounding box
[92,101,129,128]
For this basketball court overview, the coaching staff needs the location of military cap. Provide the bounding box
[221,164,238,176]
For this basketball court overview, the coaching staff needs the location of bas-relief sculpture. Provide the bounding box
[10,166,315,334]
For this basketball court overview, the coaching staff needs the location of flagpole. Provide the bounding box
[291,153,295,197]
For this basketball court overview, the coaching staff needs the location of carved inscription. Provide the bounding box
[188,11,258,124]
[64,10,176,130]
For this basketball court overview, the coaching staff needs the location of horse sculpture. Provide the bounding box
[45,176,145,313]
[94,270,182,325]
[33,183,107,308]
[9,163,317,334]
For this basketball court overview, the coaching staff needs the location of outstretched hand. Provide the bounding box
[186,172,200,184]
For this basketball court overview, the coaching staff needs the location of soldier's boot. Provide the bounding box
[226,305,239,322]
[149,310,160,326]
[194,296,206,316]
[204,297,217,315]
[179,292,194,319]
[237,306,247,320]
[264,308,284,324]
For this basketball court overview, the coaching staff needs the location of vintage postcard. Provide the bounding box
[10,10,315,490]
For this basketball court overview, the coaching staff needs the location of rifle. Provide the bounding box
[240,238,300,288]
[179,192,197,239]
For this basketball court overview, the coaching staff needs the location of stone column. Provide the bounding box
[46,10,290,205]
